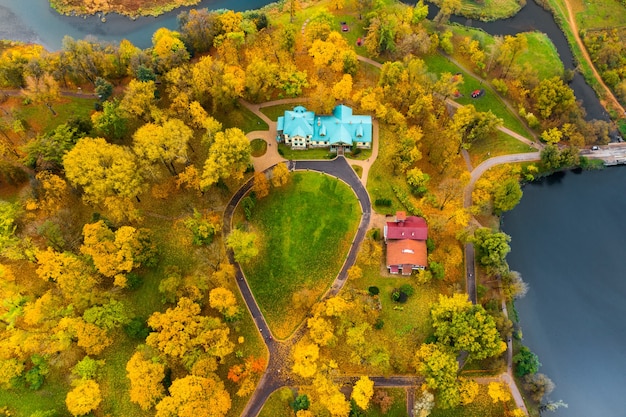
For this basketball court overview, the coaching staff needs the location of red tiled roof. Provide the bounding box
[386,216,428,241]
[386,239,427,269]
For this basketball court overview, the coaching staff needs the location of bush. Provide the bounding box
[292,394,310,411]
[124,317,150,340]
[399,283,414,297]
[374,318,385,329]
[429,261,445,280]
[374,198,392,206]
[426,237,435,253]
[391,288,408,303]
[368,286,380,296]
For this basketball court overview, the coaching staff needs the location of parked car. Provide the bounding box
[341,22,349,32]
[591,146,599,150]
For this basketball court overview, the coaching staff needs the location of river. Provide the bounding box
[0,0,271,50]
[503,167,626,417]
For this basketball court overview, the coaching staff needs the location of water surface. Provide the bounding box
[503,167,626,417]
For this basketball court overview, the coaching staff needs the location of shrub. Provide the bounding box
[124,317,150,340]
[368,286,380,296]
[374,318,385,329]
[292,394,310,411]
[374,198,392,207]
[399,283,414,297]
[391,288,408,303]
[429,261,445,280]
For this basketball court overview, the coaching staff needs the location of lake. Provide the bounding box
[503,167,626,417]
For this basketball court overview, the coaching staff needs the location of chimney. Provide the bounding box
[396,211,406,223]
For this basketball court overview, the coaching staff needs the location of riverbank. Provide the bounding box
[50,0,200,18]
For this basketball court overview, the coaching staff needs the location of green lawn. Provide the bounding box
[517,32,564,80]
[17,97,96,133]
[216,103,268,133]
[468,130,537,167]
[258,387,295,417]
[429,0,521,20]
[278,143,335,160]
[423,54,532,138]
[242,172,361,339]
[251,138,268,157]
[261,104,303,121]
[571,0,626,29]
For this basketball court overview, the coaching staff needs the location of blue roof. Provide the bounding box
[278,105,372,146]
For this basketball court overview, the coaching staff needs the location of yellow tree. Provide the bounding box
[458,378,479,405]
[201,128,251,189]
[152,28,190,73]
[133,118,193,176]
[414,343,459,408]
[65,379,102,416]
[352,376,375,410]
[225,229,258,264]
[313,373,351,417]
[119,79,156,121]
[126,350,166,410]
[24,73,60,105]
[155,374,231,417]
[271,163,290,187]
[292,342,319,378]
[146,297,234,363]
[332,74,353,102]
[488,382,512,404]
[33,171,69,215]
[63,137,145,209]
[80,220,149,284]
[252,172,270,199]
[209,287,239,320]
[307,315,335,347]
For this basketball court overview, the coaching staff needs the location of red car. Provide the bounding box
[341,22,349,32]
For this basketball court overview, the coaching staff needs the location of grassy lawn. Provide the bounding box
[570,0,626,29]
[352,164,363,178]
[343,258,441,373]
[468,130,537,167]
[260,103,302,121]
[430,384,519,416]
[16,96,96,133]
[251,138,268,157]
[259,387,295,417]
[241,172,361,338]
[0,371,70,416]
[216,103,268,133]
[278,143,335,160]
[423,54,532,138]
[429,0,521,20]
[517,32,564,80]
[367,126,413,215]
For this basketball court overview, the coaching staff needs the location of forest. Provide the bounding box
[0,0,620,415]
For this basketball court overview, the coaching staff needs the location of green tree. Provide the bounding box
[226,229,258,264]
[472,227,511,269]
[493,177,523,214]
[513,346,541,377]
[91,99,128,141]
[22,123,85,170]
[414,343,460,408]
[292,394,310,411]
[94,77,113,101]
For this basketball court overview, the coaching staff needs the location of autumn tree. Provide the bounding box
[146,297,234,366]
[252,172,270,199]
[313,373,351,417]
[450,105,502,149]
[65,379,102,416]
[133,118,192,176]
[430,294,506,360]
[119,79,156,121]
[414,343,460,408]
[24,73,60,105]
[227,355,266,397]
[472,227,511,270]
[493,177,523,214]
[155,374,231,417]
[209,287,240,321]
[152,28,190,73]
[412,389,435,417]
[178,9,220,54]
[23,123,85,170]
[201,128,251,189]
[126,349,166,410]
[292,342,319,378]
[434,0,462,24]
[532,76,576,120]
[487,381,511,405]
[495,34,528,78]
[63,137,145,219]
[226,229,258,264]
[271,162,290,187]
[80,220,154,285]
[352,376,374,410]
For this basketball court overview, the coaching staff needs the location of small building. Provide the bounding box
[276,105,372,153]
[384,211,428,275]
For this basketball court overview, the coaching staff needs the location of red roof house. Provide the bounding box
[384,212,428,275]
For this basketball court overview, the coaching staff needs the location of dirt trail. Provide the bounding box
[561,0,626,117]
